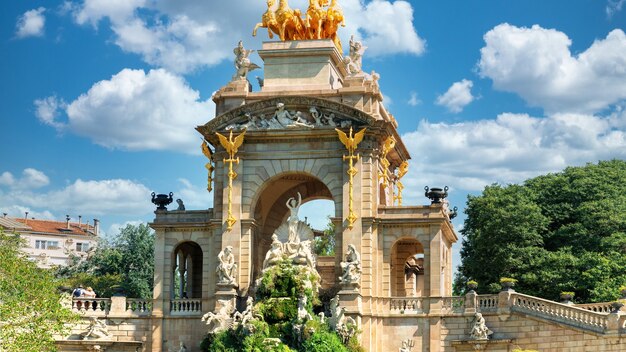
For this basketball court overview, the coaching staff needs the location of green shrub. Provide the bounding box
[301,330,349,352]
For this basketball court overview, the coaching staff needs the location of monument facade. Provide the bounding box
[56,2,626,351]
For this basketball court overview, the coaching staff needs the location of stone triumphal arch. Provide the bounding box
[56,4,626,351]
[147,38,458,351]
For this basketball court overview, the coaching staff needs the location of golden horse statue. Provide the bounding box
[252,0,280,39]
[254,0,345,51]
[306,0,328,40]
[324,0,345,52]
[275,0,299,41]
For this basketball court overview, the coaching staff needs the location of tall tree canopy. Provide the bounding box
[0,230,76,351]
[455,160,626,302]
[56,223,155,299]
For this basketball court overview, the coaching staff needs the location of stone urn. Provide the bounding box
[610,301,624,313]
[500,278,517,291]
[560,292,574,304]
[467,281,478,292]
[151,192,174,210]
[424,186,449,204]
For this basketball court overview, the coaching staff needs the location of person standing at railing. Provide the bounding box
[83,286,97,310]
[72,285,85,309]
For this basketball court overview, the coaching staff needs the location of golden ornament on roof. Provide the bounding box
[253,0,345,52]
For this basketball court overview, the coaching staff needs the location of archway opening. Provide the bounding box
[390,239,424,297]
[171,241,203,299]
[251,173,337,285]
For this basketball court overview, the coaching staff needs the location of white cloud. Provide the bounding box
[401,111,626,197]
[607,0,625,18]
[36,68,214,153]
[0,178,153,218]
[20,169,50,189]
[478,24,626,114]
[0,169,50,189]
[68,0,425,73]
[73,0,145,27]
[408,91,421,106]
[0,172,15,187]
[0,205,55,220]
[435,79,475,113]
[341,0,426,57]
[35,96,66,129]
[15,7,46,38]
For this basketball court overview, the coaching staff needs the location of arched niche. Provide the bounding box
[390,239,425,297]
[249,172,337,284]
[171,241,203,299]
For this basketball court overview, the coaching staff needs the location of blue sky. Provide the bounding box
[1,1,626,268]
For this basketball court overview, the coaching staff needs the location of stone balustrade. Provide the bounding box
[441,296,465,314]
[72,297,153,317]
[71,298,111,314]
[575,302,615,313]
[477,294,498,312]
[389,297,424,314]
[126,298,153,315]
[170,298,203,314]
[510,292,609,333]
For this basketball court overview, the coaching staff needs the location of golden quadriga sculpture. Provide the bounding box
[253,0,345,52]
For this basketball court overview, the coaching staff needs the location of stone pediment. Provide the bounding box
[197,96,377,136]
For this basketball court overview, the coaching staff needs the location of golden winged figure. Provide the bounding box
[216,129,247,157]
[335,127,366,154]
[201,140,213,159]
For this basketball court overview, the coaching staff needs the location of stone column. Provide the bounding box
[150,228,166,352]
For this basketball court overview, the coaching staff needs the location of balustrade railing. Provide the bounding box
[389,297,424,314]
[126,299,152,314]
[72,298,111,313]
[441,296,465,314]
[170,299,202,314]
[510,293,608,333]
[575,302,613,314]
[477,295,498,312]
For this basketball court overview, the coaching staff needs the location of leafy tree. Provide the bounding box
[314,219,336,256]
[0,230,76,351]
[56,223,154,299]
[455,160,626,302]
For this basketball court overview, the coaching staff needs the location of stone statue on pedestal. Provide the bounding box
[217,246,237,285]
[469,313,493,340]
[81,317,111,340]
[340,244,361,284]
[344,35,367,76]
[233,40,260,81]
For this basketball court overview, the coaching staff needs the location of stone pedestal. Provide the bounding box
[215,283,238,312]
[338,288,362,325]
[258,40,346,92]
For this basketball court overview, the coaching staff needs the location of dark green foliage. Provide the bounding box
[0,230,77,351]
[456,160,626,302]
[56,223,155,298]
[201,259,362,352]
[301,330,348,352]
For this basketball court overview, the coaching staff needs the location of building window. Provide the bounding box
[76,242,90,252]
[35,240,60,250]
